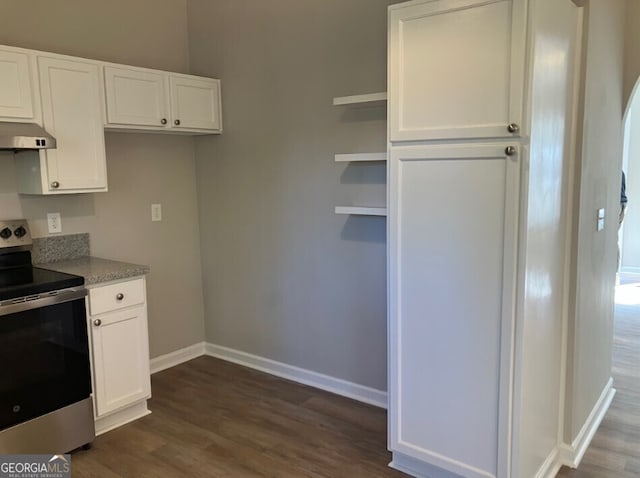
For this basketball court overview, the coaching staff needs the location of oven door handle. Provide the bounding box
[0,287,87,317]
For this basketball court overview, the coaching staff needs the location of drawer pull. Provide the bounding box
[93,319,102,326]
[116,293,124,301]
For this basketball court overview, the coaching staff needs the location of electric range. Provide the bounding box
[0,219,95,454]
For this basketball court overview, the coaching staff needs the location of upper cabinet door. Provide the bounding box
[0,49,35,120]
[38,56,107,192]
[104,66,169,128]
[169,75,222,132]
[389,0,526,142]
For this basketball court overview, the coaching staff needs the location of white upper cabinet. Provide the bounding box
[388,0,526,142]
[38,57,107,192]
[170,75,221,131]
[36,56,107,193]
[0,48,36,121]
[104,65,222,134]
[104,66,168,128]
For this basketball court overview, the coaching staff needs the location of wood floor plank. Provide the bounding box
[558,277,640,477]
[70,356,407,477]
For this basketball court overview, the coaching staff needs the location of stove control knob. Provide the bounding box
[0,228,12,240]
[13,226,27,239]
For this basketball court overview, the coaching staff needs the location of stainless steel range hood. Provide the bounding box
[0,122,56,151]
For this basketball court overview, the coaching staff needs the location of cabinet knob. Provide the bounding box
[174,119,181,126]
[505,146,517,157]
[116,293,124,301]
[51,181,60,189]
[93,319,102,326]
[507,123,520,134]
[161,118,168,125]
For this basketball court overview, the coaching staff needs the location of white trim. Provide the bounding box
[557,0,585,460]
[390,451,467,478]
[534,448,561,478]
[559,378,616,468]
[150,342,206,374]
[204,343,388,408]
[95,401,150,436]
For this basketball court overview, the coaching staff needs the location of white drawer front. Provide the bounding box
[89,278,145,316]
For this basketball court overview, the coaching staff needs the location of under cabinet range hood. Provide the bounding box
[0,122,56,151]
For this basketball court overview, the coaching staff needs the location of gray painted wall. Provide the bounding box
[187,0,397,391]
[0,0,206,358]
[565,0,626,443]
[623,0,640,111]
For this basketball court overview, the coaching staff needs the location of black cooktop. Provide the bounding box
[0,262,84,302]
[0,267,84,301]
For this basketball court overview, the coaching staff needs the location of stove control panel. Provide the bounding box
[0,220,32,250]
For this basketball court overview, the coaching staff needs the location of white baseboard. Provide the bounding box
[535,447,561,478]
[390,451,465,478]
[150,342,207,374]
[204,343,388,408]
[560,377,616,468]
[95,401,151,436]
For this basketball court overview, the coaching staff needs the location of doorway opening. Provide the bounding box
[620,79,640,282]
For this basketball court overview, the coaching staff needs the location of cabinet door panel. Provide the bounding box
[170,76,221,131]
[389,0,526,142]
[104,66,168,128]
[91,305,151,417]
[388,144,520,478]
[38,56,107,192]
[0,49,34,119]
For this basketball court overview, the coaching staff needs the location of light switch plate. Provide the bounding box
[151,204,162,222]
[47,212,62,234]
[597,208,605,232]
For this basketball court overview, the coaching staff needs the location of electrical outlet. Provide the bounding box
[47,213,62,234]
[151,204,162,222]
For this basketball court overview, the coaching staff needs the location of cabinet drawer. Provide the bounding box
[89,278,145,316]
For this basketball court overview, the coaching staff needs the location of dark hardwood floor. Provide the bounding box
[71,276,640,477]
[558,274,640,477]
[71,356,408,477]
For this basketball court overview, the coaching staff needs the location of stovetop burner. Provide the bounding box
[0,220,84,301]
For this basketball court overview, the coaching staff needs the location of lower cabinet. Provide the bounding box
[388,144,520,478]
[86,277,151,434]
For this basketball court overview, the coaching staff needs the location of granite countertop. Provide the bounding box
[36,256,150,286]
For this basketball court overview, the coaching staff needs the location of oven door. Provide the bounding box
[0,288,91,431]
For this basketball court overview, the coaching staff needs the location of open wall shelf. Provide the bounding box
[332,92,387,106]
[335,206,387,217]
[334,153,387,162]
[333,92,387,218]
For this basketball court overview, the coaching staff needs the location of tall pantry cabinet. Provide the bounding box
[387,1,583,477]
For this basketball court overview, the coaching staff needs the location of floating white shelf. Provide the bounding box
[334,152,387,162]
[335,206,388,217]
[332,92,387,106]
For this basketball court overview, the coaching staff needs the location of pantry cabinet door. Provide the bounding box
[104,66,169,128]
[90,305,151,417]
[388,0,526,142]
[0,48,35,120]
[169,75,222,132]
[387,143,520,478]
[38,56,107,192]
